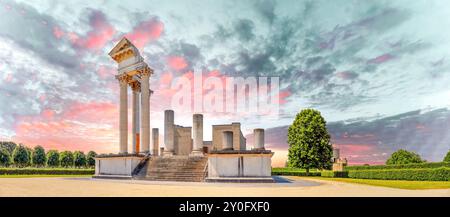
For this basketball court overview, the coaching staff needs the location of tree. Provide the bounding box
[86,151,97,167]
[46,150,60,167]
[287,109,333,175]
[12,145,31,167]
[0,141,17,155]
[73,151,86,168]
[386,149,425,165]
[0,148,11,167]
[31,146,46,167]
[443,150,450,162]
[59,151,74,167]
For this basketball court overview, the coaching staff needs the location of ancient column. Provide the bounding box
[164,110,174,156]
[131,82,140,153]
[117,74,130,154]
[140,67,151,153]
[191,114,203,156]
[253,128,265,150]
[222,131,233,150]
[152,128,159,156]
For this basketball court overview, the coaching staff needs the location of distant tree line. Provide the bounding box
[0,141,97,168]
[386,149,450,165]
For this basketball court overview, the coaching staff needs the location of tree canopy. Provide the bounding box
[46,150,60,167]
[31,146,46,167]
[12,145,31,167]
[386,149,425,165]
[287,109,333,174]
[73,151,86,167]
[0,148,11,167]
[443,150,450,162]
[87,151,97,167]
[59,151,74,167]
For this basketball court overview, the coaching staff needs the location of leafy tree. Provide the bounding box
[31,146,46,167]
[46,150,60,167]
[0,141,17,155]
[59,151,74,167]
[12,145,31,167]
[73,151,87,168]
[86,151,97,167]
[287,109,333,175]
[443,150,450,162]
[386,149,425,165]
[0,148,11,167]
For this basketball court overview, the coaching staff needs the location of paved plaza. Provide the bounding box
[0,176,448,197]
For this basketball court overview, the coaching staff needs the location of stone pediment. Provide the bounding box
[108,37,134,57]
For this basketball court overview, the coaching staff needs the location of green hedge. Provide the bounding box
[321,170,349,178]
[347,167,450,181]
[271,171,322,176]
[0,168,95,175]
[346,162,450,170]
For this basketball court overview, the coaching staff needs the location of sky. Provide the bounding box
[1,0,450,166]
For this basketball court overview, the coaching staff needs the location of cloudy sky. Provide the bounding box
[1,0,450,166]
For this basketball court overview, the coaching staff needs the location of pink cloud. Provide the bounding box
[367,53,394,64]
[13,101,119,153]
[52,26,64,39]
[167,56,188,71]
[71,10,116,51]
[125,18,164,48]
[97,65,115,79]
[336,71,358,80]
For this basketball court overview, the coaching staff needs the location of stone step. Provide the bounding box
[133,156,208,182]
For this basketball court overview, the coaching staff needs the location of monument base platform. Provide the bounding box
[205,177,275,183]
[207,150,274,180]
[94,153,145,178]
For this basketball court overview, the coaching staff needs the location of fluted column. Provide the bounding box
[131,82,141,153]
[140,67,152,153]
[117,74,130,154]
[191,114,203,156]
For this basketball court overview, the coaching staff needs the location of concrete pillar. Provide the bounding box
[118,75,129,154]
[164,110,174,156]
[131,83,140,153]
[191,114,203,156]
[152,128,159,156]
[222,131,233,150]
[140,68,150,153]
[253,128,265,150]
[333,148,340,162]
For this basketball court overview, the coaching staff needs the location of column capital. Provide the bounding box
[116,74,132,85]
[130,81,141,92]
[139,66,154,77]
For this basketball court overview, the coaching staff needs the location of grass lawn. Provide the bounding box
[308,177,450,190]
[0,174,93,178]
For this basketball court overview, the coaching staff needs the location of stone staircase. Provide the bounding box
[134,156,208,182]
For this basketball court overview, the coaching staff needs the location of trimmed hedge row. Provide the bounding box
[321,170,348,178]
[271,171,322,176]
[346,162,450,170]
[0,168,95,175]
[347,167,450,181]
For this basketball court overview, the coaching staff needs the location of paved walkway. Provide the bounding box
[0,176,448,197]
